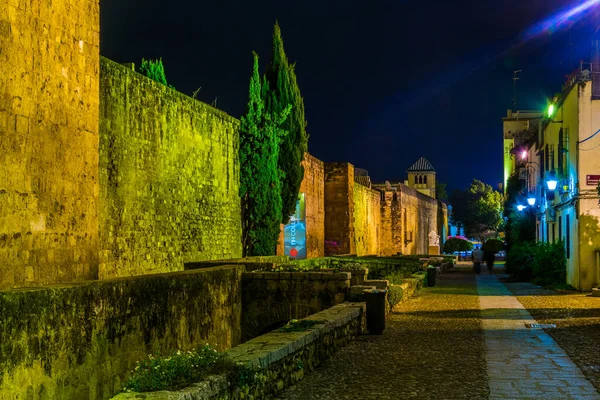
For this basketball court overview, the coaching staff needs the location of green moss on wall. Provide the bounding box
[99,57,242,279]
[0,266,243,399]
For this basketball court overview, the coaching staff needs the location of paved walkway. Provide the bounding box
[277,265,600,399]
[478,273,600,399]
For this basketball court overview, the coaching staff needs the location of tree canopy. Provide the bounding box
[264,22,308,224]
[450,180,503,242]
[139,58,174,89]
[239,52,290,256]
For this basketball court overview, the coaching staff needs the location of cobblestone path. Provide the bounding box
[278,266,488,400]
[478,273,600,400]
[278,265,600,399]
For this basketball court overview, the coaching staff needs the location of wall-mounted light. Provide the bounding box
[548,104,555,117]
[547,179,558,191]
[517,205,526,211]
[527,197,536,206]
[521,150,527,160]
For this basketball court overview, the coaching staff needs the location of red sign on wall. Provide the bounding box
[586,175,600,186]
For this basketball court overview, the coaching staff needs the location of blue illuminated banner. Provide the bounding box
[284,193,306,259]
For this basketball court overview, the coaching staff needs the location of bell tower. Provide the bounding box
[406,157,436,199]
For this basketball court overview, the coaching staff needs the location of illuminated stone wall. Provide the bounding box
[0,265,243,400]
[0,0,100,289]
[353,182,382,256]
[277,153,325,258]
[99,58,242,278]
[324,163,355,255]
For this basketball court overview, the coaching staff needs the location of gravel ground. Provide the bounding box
[504,279,600,393]
[277,267,489,400]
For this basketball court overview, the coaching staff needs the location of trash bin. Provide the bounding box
[427,266,436,287]
[363,289,387,335]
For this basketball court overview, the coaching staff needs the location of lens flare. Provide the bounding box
[523,0,600,40]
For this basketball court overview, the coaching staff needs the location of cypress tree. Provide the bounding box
[240,52,291,256]
[265,21,308,224]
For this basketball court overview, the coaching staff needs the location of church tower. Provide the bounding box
[406,157,436,199]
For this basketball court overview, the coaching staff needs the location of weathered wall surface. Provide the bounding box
[99,58,242,278]
[0,265,243,400]
[324,163,355,255]
[0,0,100,289]
[277,153,325,258]
[241,271,350,341]
[353,182,381,256]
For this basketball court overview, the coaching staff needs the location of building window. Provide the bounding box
[566,215,570,259]
[414,175,418,184]
[419,175,423,184]
[558,216,562,242]
[424,175,428,185]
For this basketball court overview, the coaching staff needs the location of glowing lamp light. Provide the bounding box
[517,205,526,211]
[548,104,555,117]
[547,179,558,191]
[520,150,527,160]
[527,197,536,206]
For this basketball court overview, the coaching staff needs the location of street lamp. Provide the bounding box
[548,104,555,117]
[527,197,536,206]
[517,205,527,211]
[547,176,558,191]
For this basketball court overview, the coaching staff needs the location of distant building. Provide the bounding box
[405,157,436,199]
[502,110,543,195]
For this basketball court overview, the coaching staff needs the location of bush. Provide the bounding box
[387,285,405,312]
[123,345,255,393]
[482,238,503,253]
[533,241,566,286]
[443,238,473,254]
[505,241,536,281]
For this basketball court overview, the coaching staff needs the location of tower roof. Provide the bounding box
[406,157,436,173]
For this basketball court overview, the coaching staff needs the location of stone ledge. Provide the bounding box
[113,375,229,400]
[227,302,364,369]
[243,272,350,281]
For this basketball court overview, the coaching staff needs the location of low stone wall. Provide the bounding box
[112,303,365,400]
[184,256,290,272]
[242,272,350,341]
[0,265,243,400]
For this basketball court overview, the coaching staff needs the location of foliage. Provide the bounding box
[139,58,174,89]
[265,22,308,224]
[385,272,407,285]
[239,52,291,256]
[122,345,255,393]
[436,182,448,202]
[482,238,504,253]
[463,180,504,242]
[277,319,323,332]
[504,208,536,252]
[448,189,468,233]
[387,285,405,312]
[505,241,536,281]
[505,241,567,285]
[443,237,473,254]
[338,262,368,271]
[532,241,567,286]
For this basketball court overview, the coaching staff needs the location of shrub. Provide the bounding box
[443,238,473,254]
[387,285,405,312]
[123,345,255,393]
[337,262,368,271]
[533,241,566,286]
[139,58,175,89]
[505,241,536,281]
[482,238,504,253]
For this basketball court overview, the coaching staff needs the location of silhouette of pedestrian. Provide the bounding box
[472,247,484,275]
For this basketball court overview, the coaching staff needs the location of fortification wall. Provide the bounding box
[0,0,100,289]
[0,265,243,400]
[99,58,242,278]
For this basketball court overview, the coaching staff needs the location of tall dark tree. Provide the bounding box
[265,21,308,224]
[239,52,290,256]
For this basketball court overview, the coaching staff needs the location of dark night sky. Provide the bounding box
[100,0,600,191]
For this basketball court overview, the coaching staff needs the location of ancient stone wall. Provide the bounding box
[241,271,350,341]
[324,163,355,255]
[395,184,442,254]
[0,0,100,289]
[0,265,243,400]
[353,182,381,256]
[99,58,242,278]
[277,153,325,258]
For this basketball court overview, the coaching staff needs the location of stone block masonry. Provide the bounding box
[0,265,243,400]
[0,0,100,289]
[99,58,242,279]
[324,162,355,255]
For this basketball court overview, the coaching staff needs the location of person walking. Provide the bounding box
[472,247,484,275]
